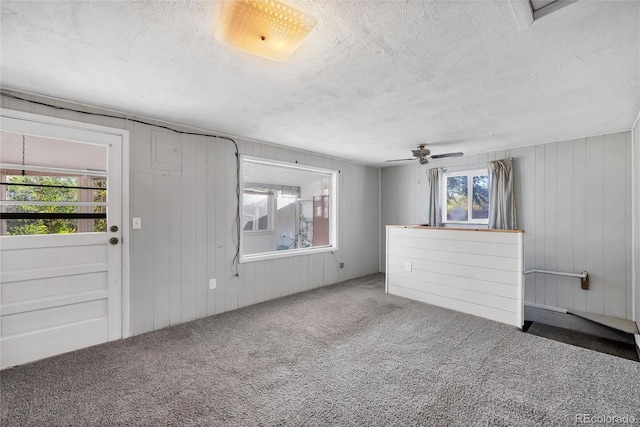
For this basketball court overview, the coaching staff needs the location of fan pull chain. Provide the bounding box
[21,135,26,176]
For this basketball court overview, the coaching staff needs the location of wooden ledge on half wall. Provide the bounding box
[386,225,524,233]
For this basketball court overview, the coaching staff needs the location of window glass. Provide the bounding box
[1,174,107,235]
[472,175,489,220]
[242,191,271,231]
[442,169,489,225]
[446,175,468,221]
[241,157,337,261]
[1,131,109,236]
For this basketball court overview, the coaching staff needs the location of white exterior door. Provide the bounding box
[0,110,128,369]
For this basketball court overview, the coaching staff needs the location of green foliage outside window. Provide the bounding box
[4,175,106,235]
[445,173,489,222]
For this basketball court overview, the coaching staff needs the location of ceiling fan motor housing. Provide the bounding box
[412,145,431,157]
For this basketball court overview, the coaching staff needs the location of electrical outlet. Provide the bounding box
[209,278,216,290]
[339,261,344,268]
[404,262,412,272]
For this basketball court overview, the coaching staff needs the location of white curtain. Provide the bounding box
[427,168,443,227]
[487,158,517,229]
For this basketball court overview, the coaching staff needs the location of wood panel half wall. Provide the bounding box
[386,226,524,328]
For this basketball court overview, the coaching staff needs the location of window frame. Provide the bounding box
[441,168,489,225]
[239,155,339,263]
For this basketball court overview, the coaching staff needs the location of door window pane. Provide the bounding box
[0,132,108,236]
[1,174,107,235]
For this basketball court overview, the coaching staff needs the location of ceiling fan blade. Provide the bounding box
[430,152,464,159]
[386,158,415,162]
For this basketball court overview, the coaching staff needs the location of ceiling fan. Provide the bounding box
[386,144,464,165]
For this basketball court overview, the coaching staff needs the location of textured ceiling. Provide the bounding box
[1,1,638,166]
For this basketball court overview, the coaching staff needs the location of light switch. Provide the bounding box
[132,217,142,229]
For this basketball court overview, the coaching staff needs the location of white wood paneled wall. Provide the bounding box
[381,132,633,320]
[2,92,380,335]
[386,226,524,327]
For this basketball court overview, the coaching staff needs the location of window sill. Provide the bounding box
[441,222,489,228]
[240,245,337,263]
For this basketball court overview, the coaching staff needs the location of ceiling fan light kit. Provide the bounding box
[214,0,317,62]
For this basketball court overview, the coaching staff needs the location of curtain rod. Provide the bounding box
[430,157,514,173]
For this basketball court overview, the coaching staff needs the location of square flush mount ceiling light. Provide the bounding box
[215,0,317,62]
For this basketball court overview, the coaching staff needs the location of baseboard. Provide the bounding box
[524,306,635,344]
[636,335,640,361]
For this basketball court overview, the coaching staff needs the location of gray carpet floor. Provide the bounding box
[2,273,639,426]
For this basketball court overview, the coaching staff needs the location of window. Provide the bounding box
[242,189,273,232]
[241,156,338,262]
[442,169,489,225]
[0,131,108,236]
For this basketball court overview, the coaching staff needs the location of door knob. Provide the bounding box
[110,225,119,232]
[110,237,119,245]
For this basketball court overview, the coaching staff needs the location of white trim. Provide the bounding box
[379,168,383,273]
[524,302,568,314]
[121,127,130,339]
[0,108,131,340]
[0,113,123,144]
[385,225,389,292]
[517,232,524,328]
[532,0,576,21]
[239,156,246,263]
[632,117,638,324]
[508,0,533,31]
[509,0,577,31]
[243,155,338,175]
[0,201,107,207]
[241,245,336,263]
[632,108,640,131]
[0,164,108,176]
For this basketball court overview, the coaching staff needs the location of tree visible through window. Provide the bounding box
[0,130,109,236]
[1,174,107,235]
[443,169,489,224]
